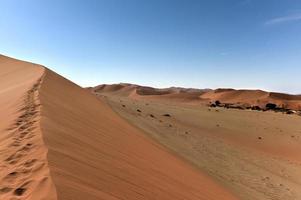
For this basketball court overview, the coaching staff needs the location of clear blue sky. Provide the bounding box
[1,0,300,93]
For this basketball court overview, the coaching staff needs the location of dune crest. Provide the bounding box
[0,55,57,200]
[1,55,238,199]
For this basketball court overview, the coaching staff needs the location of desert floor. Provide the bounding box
[100,94,301,200]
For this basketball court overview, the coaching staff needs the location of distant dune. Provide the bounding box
[0,55,238,200]
[91,83,301,110]
[90,84,211,104]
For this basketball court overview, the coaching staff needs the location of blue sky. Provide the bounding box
[0,0,300,93]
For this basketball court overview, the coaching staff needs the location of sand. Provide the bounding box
[0,56,57,199]
[0,55,239,200]
[96,91,301,200]
[91,84,301,110]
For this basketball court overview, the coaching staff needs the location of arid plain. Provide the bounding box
[91,84,301,200]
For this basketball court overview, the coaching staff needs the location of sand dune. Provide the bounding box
[1,55,238,199]
[0,56,57,199]
[91,83,301,110]
[201,89,301,110]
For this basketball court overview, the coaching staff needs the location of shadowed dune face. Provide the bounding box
[39,69,239,200]
[136,86,179,95]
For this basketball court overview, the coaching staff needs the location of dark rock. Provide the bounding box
[286,110,296,114]
[266,103,277,110]
[14,188,26,196]
[215,100,221,106]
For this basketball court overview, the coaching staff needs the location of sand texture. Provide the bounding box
[95,90,301,200]
[1,55,238,200]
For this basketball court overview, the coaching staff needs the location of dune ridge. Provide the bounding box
[0,56,57,200]
[1,55,238,199]
[39,68,238,200]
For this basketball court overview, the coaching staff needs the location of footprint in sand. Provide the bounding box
[0,187,13,194]
[0,78,44,200]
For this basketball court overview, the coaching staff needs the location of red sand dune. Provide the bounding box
[200,89,301,109]
[91,84,209,103]
[0,56,57,199]
[0,55,238,199]
[91,84,301,110]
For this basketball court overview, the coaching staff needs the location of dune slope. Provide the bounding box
[0,55,239,199]
[0,55,57,200]
[39,68,238,200]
